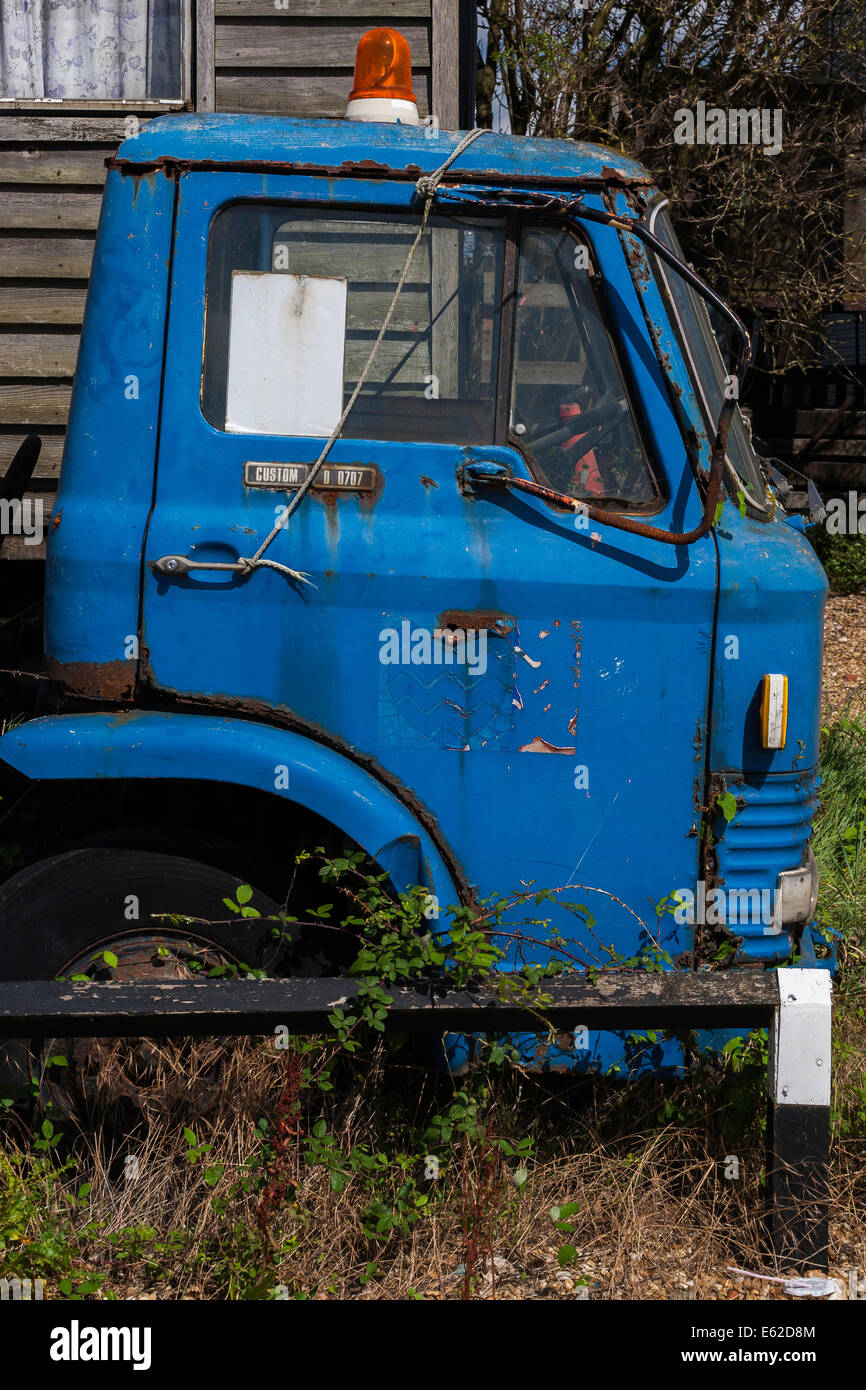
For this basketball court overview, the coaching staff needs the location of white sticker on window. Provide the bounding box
[225,271,347,437]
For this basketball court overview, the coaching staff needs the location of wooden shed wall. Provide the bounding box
[212,0,434,119]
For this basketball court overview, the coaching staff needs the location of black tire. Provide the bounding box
[58,824,286,903]
[0,847,290,979]
[0,848,311,1107]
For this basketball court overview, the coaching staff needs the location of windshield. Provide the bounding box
[648,203,766,506]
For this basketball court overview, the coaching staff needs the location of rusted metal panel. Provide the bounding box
[108,153,655,192]
[44,659,136,702]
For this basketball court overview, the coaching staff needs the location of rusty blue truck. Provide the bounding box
[0,30,830,1087]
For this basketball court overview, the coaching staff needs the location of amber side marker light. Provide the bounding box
[760,673,788,750]
[345,27,420,125]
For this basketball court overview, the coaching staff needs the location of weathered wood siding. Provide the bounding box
[753,406,866,491]
[214,0,432,118]
[0,115,126,485]
[0,0,450,490]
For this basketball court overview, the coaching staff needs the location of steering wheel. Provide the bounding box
[522,394,629,455]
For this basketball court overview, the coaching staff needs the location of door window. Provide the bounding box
[510,225,658,507]
[203,204,506,444]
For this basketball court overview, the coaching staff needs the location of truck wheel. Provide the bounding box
[0,848,311,1121]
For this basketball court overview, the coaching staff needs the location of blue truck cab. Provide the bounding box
[0,40,829,1080]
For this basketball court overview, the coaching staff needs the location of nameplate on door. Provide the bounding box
[243,462,377,491]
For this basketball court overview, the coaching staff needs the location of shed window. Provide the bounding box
[0,0,184,101]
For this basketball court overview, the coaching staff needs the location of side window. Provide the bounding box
[202,204,505,443]
[511,225,658,507]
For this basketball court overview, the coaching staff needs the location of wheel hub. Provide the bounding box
[40,932,236,1122]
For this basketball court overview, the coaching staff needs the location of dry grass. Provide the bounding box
[3,1026,863,1300]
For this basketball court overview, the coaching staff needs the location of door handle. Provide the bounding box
[151,553,237,577]
[150,545,311,586]
[151,540,244,582]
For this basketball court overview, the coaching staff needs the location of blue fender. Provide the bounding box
[0,711,458,906]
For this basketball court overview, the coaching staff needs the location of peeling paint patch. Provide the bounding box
[570,619,582,739]
[519,736,576,754]
[514,646,541,669]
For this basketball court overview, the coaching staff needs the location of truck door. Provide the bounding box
[141,170,718,1003]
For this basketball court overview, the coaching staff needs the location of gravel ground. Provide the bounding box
[823,595,866,716]
[449,1256,860,1301]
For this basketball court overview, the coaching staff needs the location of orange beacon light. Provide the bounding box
[345,28,420,125]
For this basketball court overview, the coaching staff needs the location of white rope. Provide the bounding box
[157,128,493,588]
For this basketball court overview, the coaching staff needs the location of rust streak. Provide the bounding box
[437,609,515,635]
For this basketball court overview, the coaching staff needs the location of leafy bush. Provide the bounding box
[808,528,866,594]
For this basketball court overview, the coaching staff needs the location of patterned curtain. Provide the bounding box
[0,0,182,100]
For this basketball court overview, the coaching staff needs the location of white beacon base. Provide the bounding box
[345,97,420,125]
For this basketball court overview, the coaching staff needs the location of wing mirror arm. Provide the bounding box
[463,421,732,544]
[465,441,729,546]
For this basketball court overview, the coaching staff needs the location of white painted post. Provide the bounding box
[767,968,832,1269]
